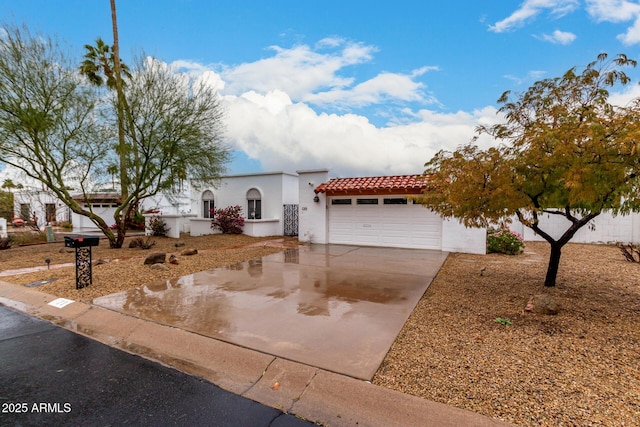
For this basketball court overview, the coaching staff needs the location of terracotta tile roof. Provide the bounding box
[314,175,427,196]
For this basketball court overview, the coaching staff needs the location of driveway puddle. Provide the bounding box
[94,245,448,380]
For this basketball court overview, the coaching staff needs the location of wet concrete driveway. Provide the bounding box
[93,245,449,380]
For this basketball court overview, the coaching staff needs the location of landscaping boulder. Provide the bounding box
[150,263,170,271]
[174,241,186,248]
[144,252,166,265]
[525,294,559,315]
[181,248,198,256]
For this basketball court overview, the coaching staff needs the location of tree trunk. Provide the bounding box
[544,242,562,287]
[111,0,127,249]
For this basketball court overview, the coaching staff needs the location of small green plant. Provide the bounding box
[494,317,513,326]
[140,236,156,249]
[58,221,73,229]
[128,236,156,249]
[487,228,524,255]
[147,216,170,236]
[211,205,245,234]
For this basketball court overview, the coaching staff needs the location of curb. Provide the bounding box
[0,280,512,427]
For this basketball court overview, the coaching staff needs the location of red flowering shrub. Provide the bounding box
[211,205,245,234]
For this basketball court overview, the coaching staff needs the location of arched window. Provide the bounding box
[202,190,215,218]
[247,188,262,219]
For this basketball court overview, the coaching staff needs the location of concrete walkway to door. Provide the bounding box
[93,244,449,380]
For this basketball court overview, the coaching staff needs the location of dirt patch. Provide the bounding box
[373,241,640,426]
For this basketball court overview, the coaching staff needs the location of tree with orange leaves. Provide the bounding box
[421,54,640,287]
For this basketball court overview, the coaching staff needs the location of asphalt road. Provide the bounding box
[0,305,315,427]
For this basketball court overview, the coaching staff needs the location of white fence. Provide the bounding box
[509,211,640,244]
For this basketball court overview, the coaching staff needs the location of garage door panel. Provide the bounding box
[328,197,442,250]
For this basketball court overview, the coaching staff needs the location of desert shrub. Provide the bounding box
[147,216,170,236]
[129,236,156,249]
[10,232,47,245]
[0,236,12,250]
[211,205,245,234]
[487,228,524,255]
[58,221,73,229]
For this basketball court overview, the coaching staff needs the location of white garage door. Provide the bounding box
[328,197,442,249]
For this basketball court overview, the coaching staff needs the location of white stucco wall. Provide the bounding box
[441,218,487,254]
[190,172,299,236]
[13,190,70,227]
[297,170,329,244]
[509,211,640,244]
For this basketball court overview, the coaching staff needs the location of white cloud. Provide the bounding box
[536,29,577,44]
[585,0,640,44]
[504,70,547,86]
[222,90,500,177]
[219,40,375,100]
[302,70,435,108]
[166,40,502,177]
[489,0,579,32]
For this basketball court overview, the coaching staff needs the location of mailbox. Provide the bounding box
[64,236,100,248]
[64,236,99,289]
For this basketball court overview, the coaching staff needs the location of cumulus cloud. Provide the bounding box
[219,39,375,100]
[489,0,579,33]
[167,39,501,177]
[585,0,640,44]
[536,29,577,44]
[223,90,500,176]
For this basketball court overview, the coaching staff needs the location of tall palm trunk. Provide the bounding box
[110,0,128,248]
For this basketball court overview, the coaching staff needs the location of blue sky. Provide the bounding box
[3,0,640,177]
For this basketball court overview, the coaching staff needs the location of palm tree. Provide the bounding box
[79,37,131,89]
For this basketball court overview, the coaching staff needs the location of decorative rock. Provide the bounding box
[530,294,559,315]
[181,248,198,256]
[169,254,179,265]
[174,242,186,248]
[524,297,535,312]
[150,263,170,271]
[144,252,166,265]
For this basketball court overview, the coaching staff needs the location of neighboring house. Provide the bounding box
[12,189,71,228]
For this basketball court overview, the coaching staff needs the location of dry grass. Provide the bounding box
[1,233,639,425]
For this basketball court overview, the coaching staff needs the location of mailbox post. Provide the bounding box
[64,236,99,289]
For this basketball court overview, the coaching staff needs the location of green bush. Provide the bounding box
[147,216,170,236]
[487,228,524,255]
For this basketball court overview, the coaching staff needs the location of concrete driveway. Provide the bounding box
[93,245,448,380]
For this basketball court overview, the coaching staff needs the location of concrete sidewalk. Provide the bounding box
[0,281,512,427]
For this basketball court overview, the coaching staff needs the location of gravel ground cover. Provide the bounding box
[1,233,639,426]
[373,241,640,426]
[0,232,287,302]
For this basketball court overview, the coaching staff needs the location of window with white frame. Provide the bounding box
[247,188,262,219]
[202,190,215,218]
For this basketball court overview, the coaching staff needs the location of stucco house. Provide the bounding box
[188,171,299,238]
[12,167,637,253]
